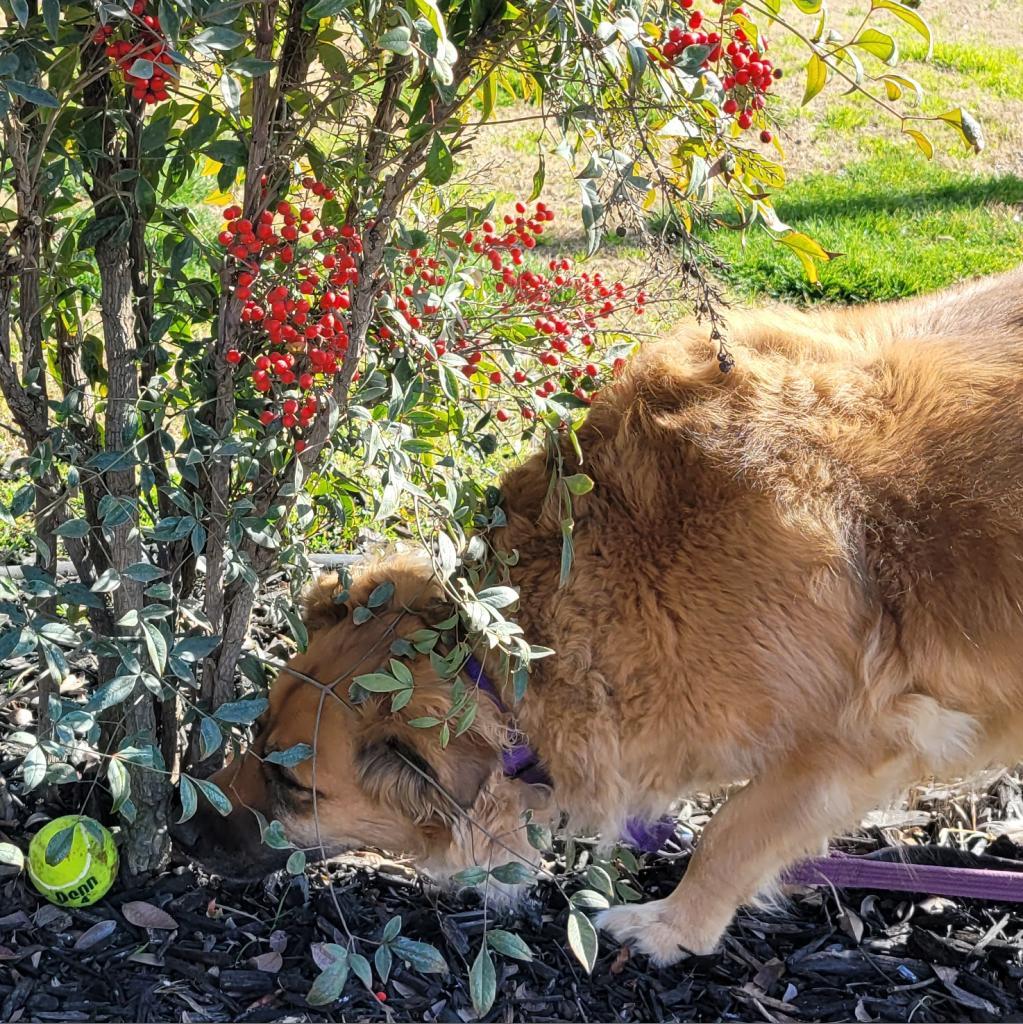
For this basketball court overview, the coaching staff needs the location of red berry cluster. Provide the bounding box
[655,4,779,144]
[219,180,645,448]
[94,1,176,106]
[386,203,646,421]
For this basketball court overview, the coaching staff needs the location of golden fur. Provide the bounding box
[177,268,1023,965]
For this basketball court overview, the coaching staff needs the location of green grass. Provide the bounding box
[902,41,1023,101]
[706,152,1023,304]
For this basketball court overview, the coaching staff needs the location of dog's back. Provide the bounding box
[504,268,1023,787]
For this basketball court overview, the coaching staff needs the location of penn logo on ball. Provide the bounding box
[27,815,118,907]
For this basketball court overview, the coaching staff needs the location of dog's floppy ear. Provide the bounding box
[356,734,496,826]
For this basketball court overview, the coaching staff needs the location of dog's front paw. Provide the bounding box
[596,899,719,966]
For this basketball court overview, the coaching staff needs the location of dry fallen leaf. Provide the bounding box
[74,918,118,950]
[121,900,178,930]
[609,944,631,975]
[251,951,283,973]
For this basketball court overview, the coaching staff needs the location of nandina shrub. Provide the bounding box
[0,0,981,1009]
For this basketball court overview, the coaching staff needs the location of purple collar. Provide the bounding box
[464,654,677,853]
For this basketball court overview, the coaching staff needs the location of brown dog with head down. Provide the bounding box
[175,268,1023,965]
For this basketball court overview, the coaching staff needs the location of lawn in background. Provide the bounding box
[706,149,1023,304]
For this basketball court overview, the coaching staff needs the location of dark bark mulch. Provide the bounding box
[2,827,1023,1024]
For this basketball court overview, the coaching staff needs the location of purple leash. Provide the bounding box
[783,852,1023,902]
[466,654,1023,897]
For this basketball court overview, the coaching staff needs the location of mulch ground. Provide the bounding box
[2,794,1023,1024]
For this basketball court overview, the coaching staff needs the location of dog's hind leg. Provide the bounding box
[597,749,911,966]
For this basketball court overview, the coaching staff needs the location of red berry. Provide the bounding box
[760,129,773,144]
[295,439,307,453]
[226,349,242,365]
[375,992,387,1003]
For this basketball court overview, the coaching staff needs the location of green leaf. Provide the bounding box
[10,484,34,518]
[190,26,245,52]
[10,0,28,27]
[487,929,534,961]
[21,745,47,791]
[489,861,535,884]
[871,0,931,58]
[215,697,268,724]
[352,672,408,693]
[476,586,518,609]
[198,717,223,760]
[87,674,138,713]
[567,910,598,973]
[559,517,574,588]
[42,0,59,39]
[790,0,822,11]
[937,108,984,154]
[374,944,392,984]
[194,778,232,815]
[390,937,448,973]
[230,56,276,77]
[367,581,394,608]
[802,53,828,105]
[569,888,610,910]
[527,823,552,851]
[55,518,90,538]
[107,758,131,812]
[851,27,898,64]
[426,134,454,186]
[7,81,60,108]
[220,71,241,118]
[379,26,412,54]
[177,775,198,823]
[172,635,221,662]
[306,958,349,1006]
[349,952,372,988]
[305,0,352,18]
[45,824,76,866]
[142,621,167,675]
[469,944,496,1017]
[287,850,307,874]
[264,743,313,766]
[91,568,121,593]
[563,473,594,495]
[447,865,488,889]
[123,562,166,582]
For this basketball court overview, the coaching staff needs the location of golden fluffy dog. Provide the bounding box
[175,268,1023,965]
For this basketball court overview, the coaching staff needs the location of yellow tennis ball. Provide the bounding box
[27,815,118,907]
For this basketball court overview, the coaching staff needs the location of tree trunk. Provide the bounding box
[95,234,171,877]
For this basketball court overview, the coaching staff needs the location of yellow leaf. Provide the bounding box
[201,157,222,177]
[778,231,835,285]
[802,54,828,105]
[902,127,933,158]
[204,188,236,207]
[937,108,984,154]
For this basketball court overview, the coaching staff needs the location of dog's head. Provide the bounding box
[173,555,542,884]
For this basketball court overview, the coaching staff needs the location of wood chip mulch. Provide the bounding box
[2,824,1023,1023]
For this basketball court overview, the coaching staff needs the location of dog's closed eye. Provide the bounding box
[262,759,316,798]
